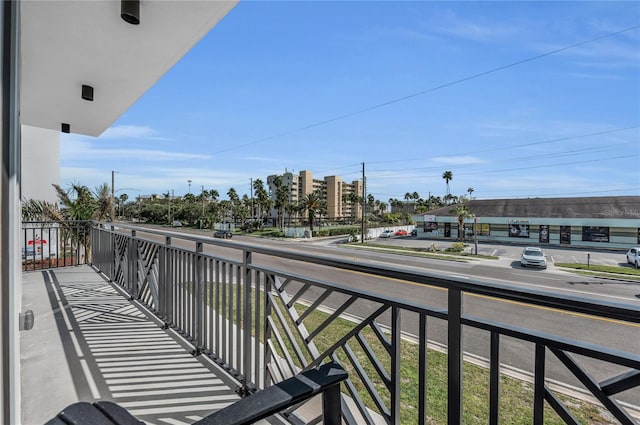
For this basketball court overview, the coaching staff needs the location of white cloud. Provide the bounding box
[101,125,170,141]
[426,9,521,42]
[61,137,210,161]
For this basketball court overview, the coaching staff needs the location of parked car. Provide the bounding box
[410,228,417,237]
[172,221,182,227]
[520,247,547,269]
[379,230,394,238]
[213,229,232,239]
[395,229,408,236]
[626,247,640,268]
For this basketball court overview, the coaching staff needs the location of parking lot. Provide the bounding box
[369,236,632,268]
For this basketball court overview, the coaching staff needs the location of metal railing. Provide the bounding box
[21,221,92,270]
[90,223,640,425]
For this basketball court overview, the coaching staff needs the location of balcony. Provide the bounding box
[21,222,640,424]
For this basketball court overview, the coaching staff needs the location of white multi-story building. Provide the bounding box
[266,170,363,222]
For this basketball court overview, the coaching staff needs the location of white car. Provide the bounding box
[626,247,640,268]
[379,230,394,238]
[520,247,547,269]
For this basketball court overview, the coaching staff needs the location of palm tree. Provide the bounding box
[442,171,453,203]
[451,204,472,242]
[21,199,59,222]
[467,187,474,199]
[404,192,412,211]
[272,176,290,229]
[412,191,419,212]
[301,191,323,232]
[119,193,128,218]
[227,187,239,224]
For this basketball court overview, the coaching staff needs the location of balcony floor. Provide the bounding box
[21,265,245,425]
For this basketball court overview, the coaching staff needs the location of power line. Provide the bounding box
[365,125,639,167]
[368,138,637,175]
[210,24,639,155]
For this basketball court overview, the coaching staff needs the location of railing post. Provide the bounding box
[489,331,500,425]
[161,236,172,327]
[194,241,204,353]
[533,344,545,425]
[110,224,116,281]
[322,383,342,425]
[129,229,138,298]
[241,249,253,395]
[448,288,463,425]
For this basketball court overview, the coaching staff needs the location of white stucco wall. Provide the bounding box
[21,125,60,204]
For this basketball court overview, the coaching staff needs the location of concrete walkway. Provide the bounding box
[20,265,246,425]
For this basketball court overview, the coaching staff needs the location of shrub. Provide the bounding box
[445,242,466,253]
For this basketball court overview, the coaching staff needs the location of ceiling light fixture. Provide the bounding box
[121,0,140,25]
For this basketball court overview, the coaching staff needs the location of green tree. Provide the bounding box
[442,171,453,203]
[451,203,472,242]
[21,199,59,222]
[301,191,323,232]
[404,192,412,211]
[272,176,290,229]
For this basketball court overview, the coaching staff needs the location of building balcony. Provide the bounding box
[20,222,640,424]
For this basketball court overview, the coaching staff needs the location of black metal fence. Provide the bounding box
[21,221,92,271]
[89,223,640,424]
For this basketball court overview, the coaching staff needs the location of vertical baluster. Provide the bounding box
[448,288,463,425]
[534,344,545,425]
[263,273,272,389]
[243,250,253,389]
[489,331,500,425]
[418,313,427,425]
[391,306,401,425]
[194,242,204,351]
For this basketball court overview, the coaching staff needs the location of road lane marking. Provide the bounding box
[344,269,640,328]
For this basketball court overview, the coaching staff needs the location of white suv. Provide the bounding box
[626,247,640,268]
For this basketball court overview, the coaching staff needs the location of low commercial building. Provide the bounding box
[413,196,640,249]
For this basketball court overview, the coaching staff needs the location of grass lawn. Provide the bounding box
[555,262,640,281]
[199,281,617,424]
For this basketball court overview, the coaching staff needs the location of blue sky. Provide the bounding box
[61,1,640,202]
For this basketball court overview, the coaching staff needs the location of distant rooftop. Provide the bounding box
[427,196,640,219]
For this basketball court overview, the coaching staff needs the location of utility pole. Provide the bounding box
[111,170,116,221]
[201,185,205,229]
[168,190,172,225]
[250,178,254,221]
[361,162,366,244]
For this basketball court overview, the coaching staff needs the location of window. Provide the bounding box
[582,226,609,243]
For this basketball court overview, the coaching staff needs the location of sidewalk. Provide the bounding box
[20,266,243,425]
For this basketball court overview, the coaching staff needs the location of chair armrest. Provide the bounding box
[193,361,348,425]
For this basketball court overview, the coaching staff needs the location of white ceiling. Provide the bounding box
[20,0,238,137]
